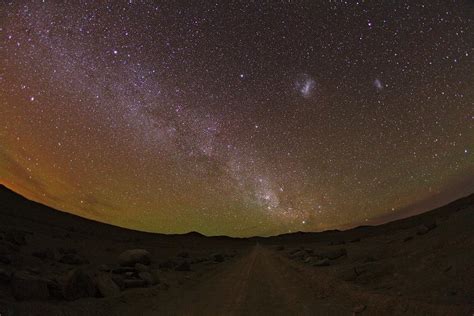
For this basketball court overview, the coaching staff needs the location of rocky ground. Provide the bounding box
[0,185,473,315]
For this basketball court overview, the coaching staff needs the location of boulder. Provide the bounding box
[111,275,125,290]
[319,248,347,260]
[59,253,89,265]
[123,278,147,288]
[0,268,12,283]
[177,251,189,258]
[58,247,78,255]
[26,267,40,275]
[62,269,96,300]
[138,271,156,286]
[353,262,392,284]
[288,250,306,260]
[175,261,191,271]
[112,266,136,274]
[0,254,12,264]
[353,304,366,313]
[124,271,135,278]
[313,258,330,266]
[304,248,314,255]
[33,249,58,261]
[95,274,121,297]
[118,249,151,266]
[213,253,225,263]
[5,231,27,246]
[159,259,177,270]
[135,263,150,272]
[47,279,64,299]
[338,267,357,281]
[98,264,111,272]
[11,272,50,301]
[417,222,437,235]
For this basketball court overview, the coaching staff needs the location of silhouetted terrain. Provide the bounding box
[0,185,473,315]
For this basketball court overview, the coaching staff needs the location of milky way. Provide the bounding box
[0,1,472,236]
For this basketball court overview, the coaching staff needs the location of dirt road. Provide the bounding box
[177,244,341,315]
[12,244,473,316]
[166,244,470,316]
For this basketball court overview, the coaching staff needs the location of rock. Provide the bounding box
[123,278,147,288]
[349,237,361,243]
[304,248,314,255]
[329,240,346,245]
[288,250,306,260]
[313,258,330,266]
[353,304,366,313]
[0,268,12,283]
[363,256,377,263]
[58,247,78,255]
[135,263,150,272]
[175,261,191,271]
[138,271,156,286]
[213,253,225,263]
[353,262,392,284]
[62,269,96,300]
[110,275,125,290]
[177,251,189,258]
[0,242,19,253]
[5,231,27,246]
[338,268,357,281]
[26,267,41,275]
[403,236,414,242]
[0,254,12,264]
[159,259,177,270]
[47,279,64,299]
[118,249,151,266]
[275,245,284,251]
[417,226,429,235]
[59,254,89,265]
[289,248,302,255]
[112,266,136,274]
[11,272,50,301]
[98,264,111,272]
[95,274,121,297]
[33,249,58,261]
[417,222,437,235]
[320,248,347,260]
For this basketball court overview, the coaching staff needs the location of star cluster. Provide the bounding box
[0,1,472,236]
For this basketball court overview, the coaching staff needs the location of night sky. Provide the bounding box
[0,1,472,237]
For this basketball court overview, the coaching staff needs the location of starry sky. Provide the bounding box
[0,1,473,237]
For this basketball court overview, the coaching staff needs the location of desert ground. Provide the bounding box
[0,184,473,315]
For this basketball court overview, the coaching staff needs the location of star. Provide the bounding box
[0,0,471,237]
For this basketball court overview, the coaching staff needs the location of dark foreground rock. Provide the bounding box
[312,258,330,266]
[11,272,50,301]
[319,248,347,260]
[95,274,121,297]
[417,222,437,235]
[63,269,97,300]
[175,261,191,271]
[118,249,151,266]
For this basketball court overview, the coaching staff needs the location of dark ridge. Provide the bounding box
[266,192,474,243]
[1,184,473,241]
[0,184,217,241]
